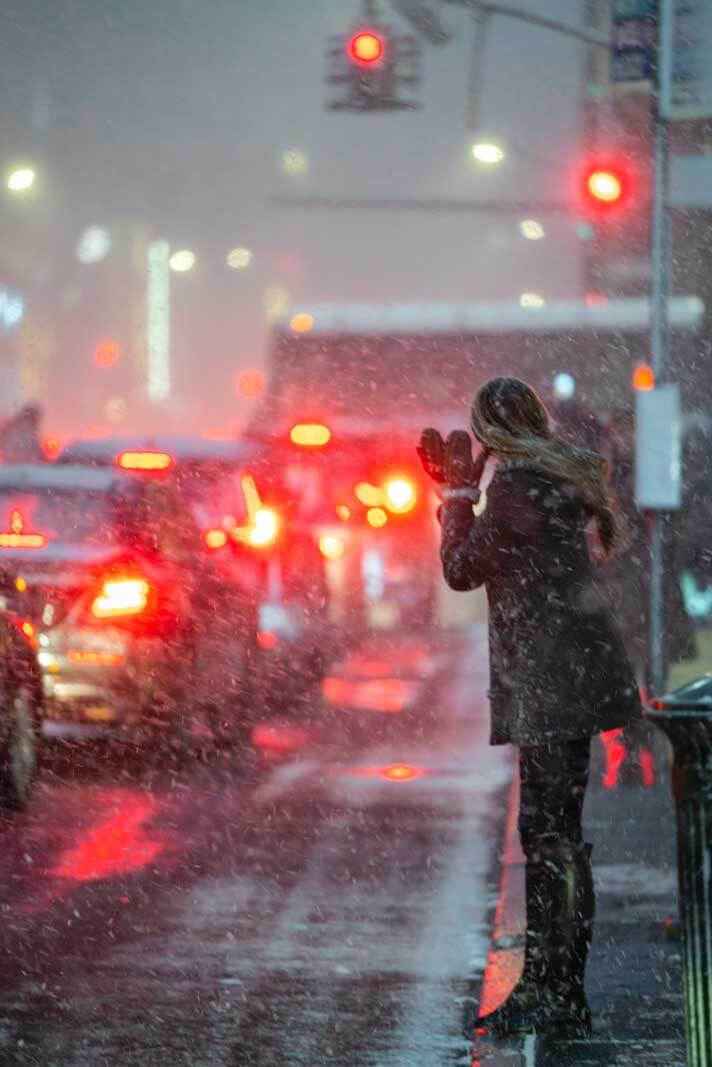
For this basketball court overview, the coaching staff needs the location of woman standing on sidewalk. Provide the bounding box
[417,376,641,1037]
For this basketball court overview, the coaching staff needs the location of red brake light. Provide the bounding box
[248,508,279,547]
[384,477,417,514]
[289,423,331,448]
[91,578,150,618]
[0,532,46,548]
[204,528,228,550]
[318,534,345,561]
[116,451,173,472]
[16,619,39,650]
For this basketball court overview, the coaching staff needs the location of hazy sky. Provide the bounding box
[1,0,591,429]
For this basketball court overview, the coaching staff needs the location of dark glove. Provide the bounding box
[443,430,477,489]
[416,427,447,485]
[418,428,487,500]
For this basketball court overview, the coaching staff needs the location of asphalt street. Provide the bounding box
[0,626,513,1066]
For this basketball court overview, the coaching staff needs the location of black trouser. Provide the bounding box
[518,738,591,860]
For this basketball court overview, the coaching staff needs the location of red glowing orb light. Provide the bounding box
[94,340,120,368]
[348,30,385,65]
[237,370,265,398]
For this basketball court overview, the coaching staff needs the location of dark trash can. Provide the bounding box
[646,675,712,1067]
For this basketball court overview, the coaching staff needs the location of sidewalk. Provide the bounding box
[471,732,686,1066]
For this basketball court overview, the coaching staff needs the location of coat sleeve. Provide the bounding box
[439,472,535,591]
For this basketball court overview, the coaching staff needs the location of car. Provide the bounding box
[57,436,336,703]
[0,588,43,808]
[0,463,256,747]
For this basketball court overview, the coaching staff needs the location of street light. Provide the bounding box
[169,249,195,273]
[7,167,35,193]
[471,142,504,165]
[519,219,545,240]
[226,247,252,270]
[518,292,546,309]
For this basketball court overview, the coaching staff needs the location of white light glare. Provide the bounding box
[519,219,545,240]
[520,292,545,308]
[227,247,252,270]
[76,226,112,264]
[7,168,35,192]
[281,148,309,175]
[471,142,504,165]
[553,372,576,400]
[169,249,196,273]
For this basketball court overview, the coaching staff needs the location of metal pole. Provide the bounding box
[465,7,490,131]
[648,3,672,696]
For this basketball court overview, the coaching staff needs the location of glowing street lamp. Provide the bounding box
[169,249,196,273]
[471,142,504,165]
[7,167,35,193]
[226,247,252,270]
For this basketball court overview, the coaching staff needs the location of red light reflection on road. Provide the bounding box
[251,723,310,752]
[321,676,419,713]
[52,793,164,882]
[381,763,423,782]
[332,762,429,782]
[600,728,626,789]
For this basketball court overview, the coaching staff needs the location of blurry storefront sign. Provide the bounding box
[610,0,659,84]
[661,0,712,119]
[635,383,682,509]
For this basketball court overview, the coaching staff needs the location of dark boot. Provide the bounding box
[545,840,594,1034]
[475,855,552,1031]
[480,841,595,1037]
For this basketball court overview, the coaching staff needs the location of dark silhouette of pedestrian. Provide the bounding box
[417,376,640,1036]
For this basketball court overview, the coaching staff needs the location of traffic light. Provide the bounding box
[325,23,420,111]
[94,339,120,367]
[348,30,384,65]
[580,161,630,214]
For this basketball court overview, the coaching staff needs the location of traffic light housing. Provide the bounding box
[325,23,421,111]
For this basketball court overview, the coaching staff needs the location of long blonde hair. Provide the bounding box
[471,376,616,554]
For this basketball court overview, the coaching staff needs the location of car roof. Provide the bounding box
[58,435,257,466]
[0,463,130,493]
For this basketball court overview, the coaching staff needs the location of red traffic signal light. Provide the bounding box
[94,339,120,367]
[348,31,385,65]
[587,169,623,204]
[580,161,630,212]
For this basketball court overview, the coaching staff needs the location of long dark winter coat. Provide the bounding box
[440,460,641,747]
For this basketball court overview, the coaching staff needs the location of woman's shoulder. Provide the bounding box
[492,461,584,514]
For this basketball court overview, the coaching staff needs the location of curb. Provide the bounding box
[475,772,526,1023]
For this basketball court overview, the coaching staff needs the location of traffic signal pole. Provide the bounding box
[648,5,673,697]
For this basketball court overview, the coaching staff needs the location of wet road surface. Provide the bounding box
[0,627,512,1066]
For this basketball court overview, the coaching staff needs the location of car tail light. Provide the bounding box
[116,450,173,472]
[204,528,228,550]
[14,618,39,651]
[257,630,279,650]
[289,423,331,447]
[68,649,126,666]
[248,508,279,547]
[91,578,150,618]
[384,477,417,514]
[318,534,345,561]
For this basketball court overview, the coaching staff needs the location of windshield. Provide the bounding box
[0,489,117,546]
[175,467,248,527]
